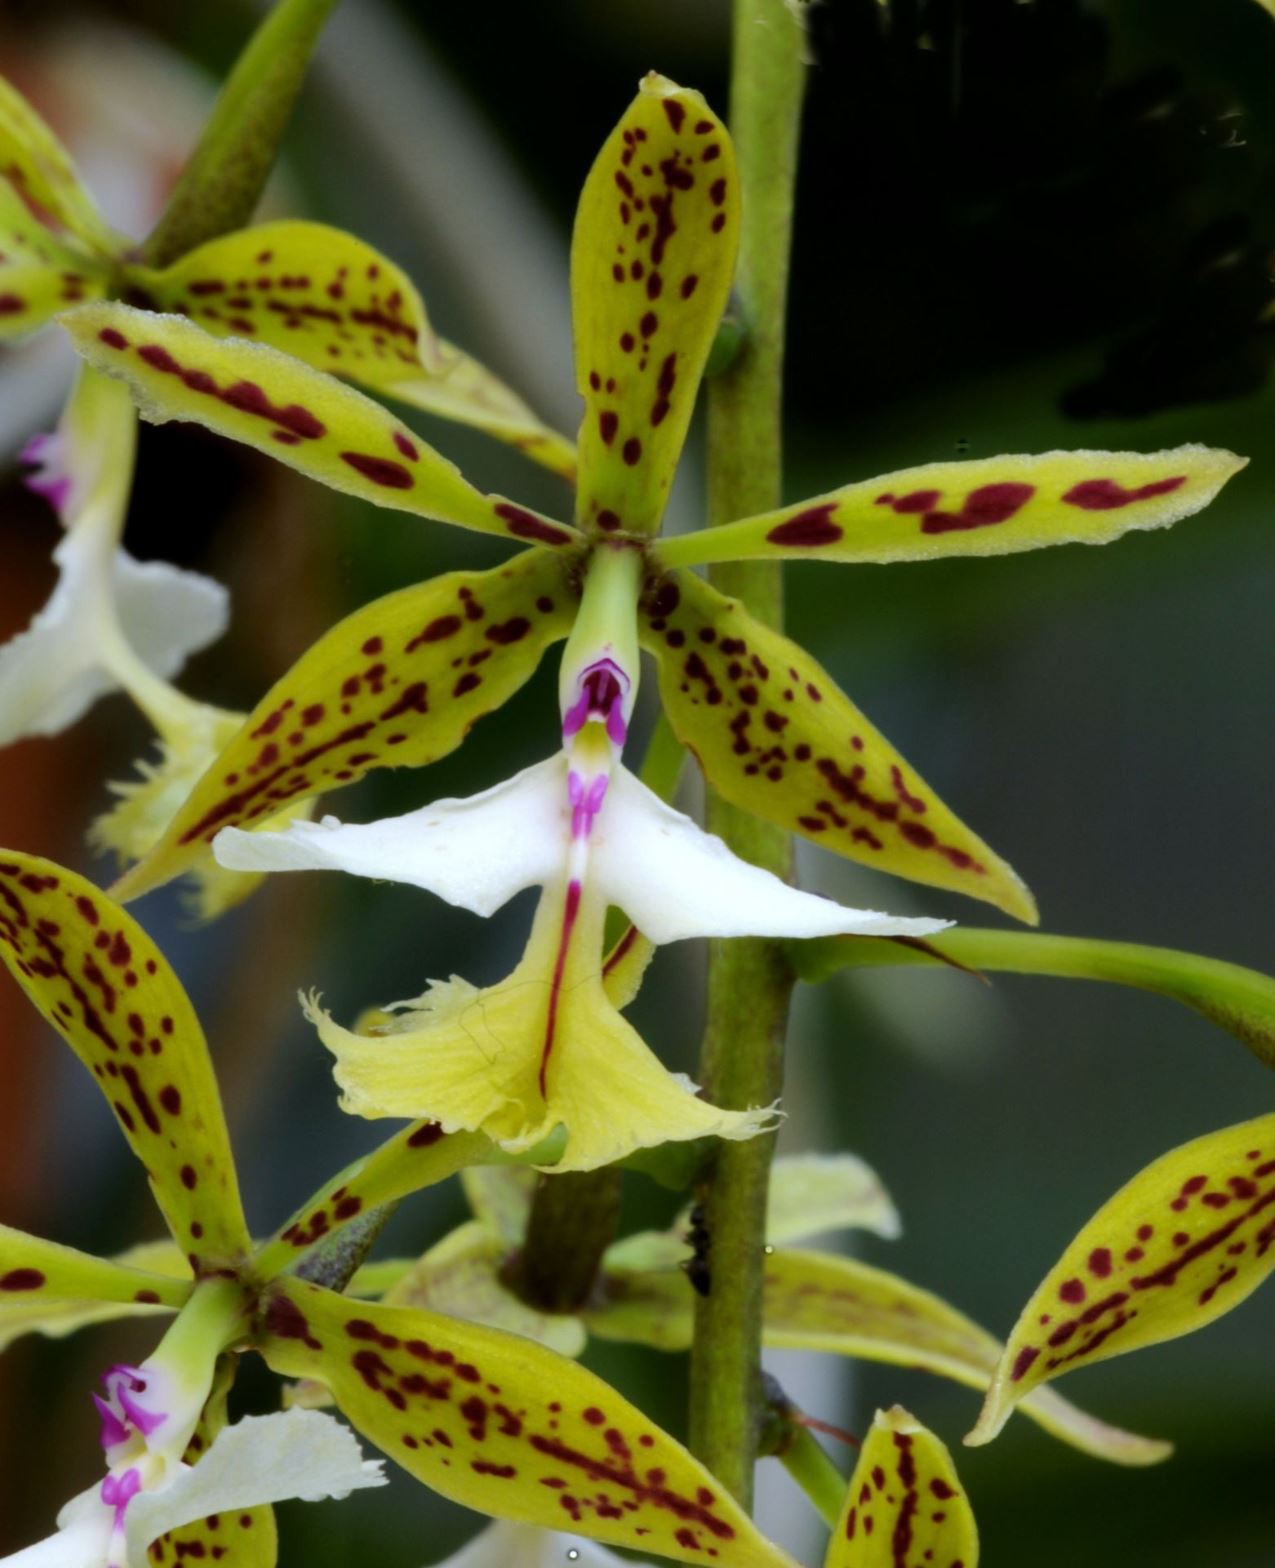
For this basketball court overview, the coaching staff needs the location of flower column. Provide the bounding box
[688,0,809,1507]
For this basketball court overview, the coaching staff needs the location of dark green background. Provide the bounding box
[0,0,1272,1562]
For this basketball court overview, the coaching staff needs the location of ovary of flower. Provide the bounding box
[0,366,227,748]
[212,746,947,1171]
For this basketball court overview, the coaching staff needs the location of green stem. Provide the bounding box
[505,1168,623,1313]
[687,0,808,1509]
[778,1428,848,1529]
[139,0,340,267]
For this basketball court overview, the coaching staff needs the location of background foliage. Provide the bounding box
[0,0,1272,1562]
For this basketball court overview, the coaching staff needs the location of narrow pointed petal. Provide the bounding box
[572,74,739,536]
[386,340,577,482]
[969,1112,1275,1448]
[129,219,444,372]
[256,1278,797,1566]
[216,757,565,916]
[594,766,949,943]
[587,1248,1170,1466]
[825,1407,978,1568]
[131,224,578,478]
[62,303,583,548]
[125,1410,384,1563]
[310,886,775,1173]
[762,1153,902,1245]
[640,570,1036,921]
[0,246,109,341]
[0,1241,190,1355]
[658,446,1247,568]
[112,553,573,903]
[0,854,251,1269]
[383,1220,587,1358]
[253,1124,492,1283]
[0,1224,191,1310]
[0,75,115,253]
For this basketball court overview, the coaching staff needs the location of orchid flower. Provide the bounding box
[0,848,806,1568]
[291,1154,1174,1471]
[210,539,946,1171]
[65,74,1244,937]
[1,60,573,907]
[0,70,574,476]
[3,1296,385,1568]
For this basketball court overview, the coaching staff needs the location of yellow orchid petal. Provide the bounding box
[0,852,251,1270]
[128,218,444,372]
[112,552,574,903]
[310,880,774,1173]
[0,73,115,253]
[130,223,577,481]
[383,1220,586,1358]
[600,921,655,1009]
[572,73,738,536]
[388,338,577,483]
[257,1277,796,1566]
[61,301,583,548]
[0,239,109,340]
[969,1112,1275,1448]
[586,1248,1170,1466]
[0,1229,190,1358]
[253,1123,492,1284]
[640,569,1035,921]
[0,1239,190,1354]
[659,446,1247,568]
[825,1407,978,1568]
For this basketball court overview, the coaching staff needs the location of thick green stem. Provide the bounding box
[506,1168,622,1313]
[687,0,807,1509]
[139,0,339,267]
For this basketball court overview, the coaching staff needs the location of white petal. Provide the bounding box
[214,755,566,917]
[111,553,228,684]
[592,766,950,944]
[1,1490,110,1568]
[0,544,227,747]
[124,1410,384,1561]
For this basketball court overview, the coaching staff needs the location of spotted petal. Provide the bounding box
[0,229,110,341]
[252,1124,492,1283]
[572,73,738,536]
[640,569,1035,921]
[0,1225,190,1315]
[0,853,251,1270]
[112,552,573,903]
[62,302,583,548]
[658,446,1247,568]
[968,1112,1275,1448]
[825,1407,978,1568]
[586,1248,1170,1466]
[0,73,114,253]
[0,1240,190,1355]
[386,340,577,483]
[256,1278,796,1566]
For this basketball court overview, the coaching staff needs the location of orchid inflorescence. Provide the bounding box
[1,3,1272,1565]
